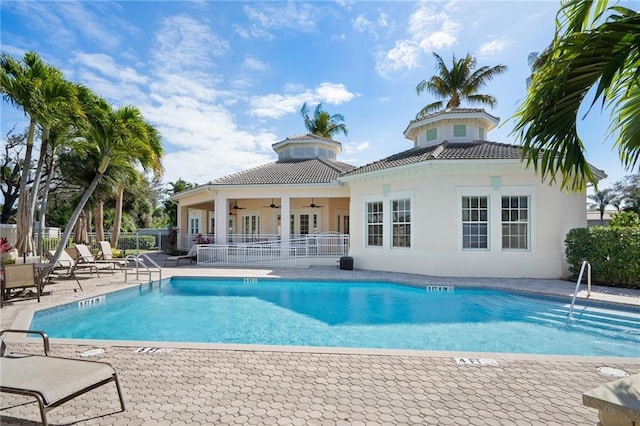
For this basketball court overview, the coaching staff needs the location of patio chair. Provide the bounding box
[74,244,117,275]
[0,264,41,308]
[164,244,197,267]
[0,329,125,426]
[44,250,85,292]
[97,241,127,270]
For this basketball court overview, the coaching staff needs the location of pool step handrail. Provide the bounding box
[124,254,162,284]
[568,260,591,317]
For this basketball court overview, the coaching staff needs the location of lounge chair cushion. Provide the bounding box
[0,353,116,405]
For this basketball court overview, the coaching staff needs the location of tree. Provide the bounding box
[612,174,640,214]
[588,188,615,225]
[512,1,640,191]
[0,129,26,223]
[415,52,507,118]
[164,179,195,226]
[49,96,163,269]
[300,103,348,139]
[0,51,79,255]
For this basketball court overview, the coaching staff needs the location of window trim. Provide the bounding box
[501,195,531,252]
[365,200,384,248]
[460,195,490,251]
[391,198,412,249]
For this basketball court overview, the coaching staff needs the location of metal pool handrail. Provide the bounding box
[124,254,162,284]
[568,260,591,317]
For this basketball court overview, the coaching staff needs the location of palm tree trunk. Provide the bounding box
[36,145,58,256]
[50,156,110,267]
[112,187,124,248]
[15,119,37,256]
[30,126,49,226]
[95,200,104,242]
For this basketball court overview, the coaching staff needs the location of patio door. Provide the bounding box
[241,214,260,235]
[290,211,320,235]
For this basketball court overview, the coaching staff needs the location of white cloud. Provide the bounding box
[376,40,421,78]
[376,3,459,78]
[242,57,267,72]
[250,83,357,119]
[153,14,229,76]
[236,3,320,39]
[353,15,375,33]
[478,39,508,56]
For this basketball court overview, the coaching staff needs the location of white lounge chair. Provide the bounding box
[164,245,197,267]
[96,241,127,270]
[74,244,117,275]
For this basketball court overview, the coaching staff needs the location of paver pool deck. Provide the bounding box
[1,257,639,425]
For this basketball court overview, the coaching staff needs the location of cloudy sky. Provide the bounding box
[1,1,635,189]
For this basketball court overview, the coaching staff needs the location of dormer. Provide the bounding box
[403,108,500,148]
[272,133,342,161]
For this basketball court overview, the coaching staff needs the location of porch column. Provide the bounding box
[281,196,291,243]
[215,194,228,245]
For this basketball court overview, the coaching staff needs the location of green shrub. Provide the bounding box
[116,235,156,250]
[610,211,640,228]
[565,227,640,288]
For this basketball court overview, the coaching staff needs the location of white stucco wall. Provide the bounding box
[343,160,587,279]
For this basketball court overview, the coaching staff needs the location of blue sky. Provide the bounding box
[1,1,635,190]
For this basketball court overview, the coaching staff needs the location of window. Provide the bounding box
[242,215,260,235]
[189,217,199,234]
[209,217,215,234]
[502,196,529,249]
[478,127,485,140]
[366,202,383,247]
[426,128,437,141]
[392,199,411,248]
[462,196,488,249]
[453,124,467,137]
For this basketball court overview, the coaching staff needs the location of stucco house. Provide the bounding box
[171,108,605,278]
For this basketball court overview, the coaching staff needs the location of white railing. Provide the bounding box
[196,233,349,266]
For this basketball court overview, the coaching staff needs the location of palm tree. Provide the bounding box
[415,52,507,118]
[512,1,640,191]
[49,96,163,268]
[0,51,79,255]
[300,103,348,139]
[588,189,615,225]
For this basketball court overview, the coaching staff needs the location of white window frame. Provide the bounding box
[365,201,384,247]
[391,198,411,249]
[460,195,490,251]
[426,128,438,141]
[501,195,531,252]
[457,186,536,253]
[453,124,467,138]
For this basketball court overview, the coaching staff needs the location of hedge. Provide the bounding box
[565,227,640,288]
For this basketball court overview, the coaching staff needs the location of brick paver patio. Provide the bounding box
[1,258,639,425]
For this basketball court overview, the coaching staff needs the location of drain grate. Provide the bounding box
[455,358,498,366]
[135,347,173,354]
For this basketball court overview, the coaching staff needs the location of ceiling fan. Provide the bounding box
[230,200,246,210]
[262,198,280,209]
[303,198,323,208]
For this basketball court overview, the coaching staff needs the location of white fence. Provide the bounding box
[196,233,349,266]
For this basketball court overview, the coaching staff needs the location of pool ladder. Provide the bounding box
[568,260,591,317]
[124,254,162,285]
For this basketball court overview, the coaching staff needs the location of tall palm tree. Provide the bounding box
[0,51,79,255]
[415,52,507,118]
[588,189,615,225]
[50,96,163,268]
[512,1,640,191]
[300,103,348,139]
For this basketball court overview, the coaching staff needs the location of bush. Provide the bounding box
[565,227,640,288]
[117,235,156,251]
[610,211,640,228]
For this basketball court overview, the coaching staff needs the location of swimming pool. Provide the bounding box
[31,277,640,357]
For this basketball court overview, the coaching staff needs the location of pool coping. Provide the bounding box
[7,270,640,362]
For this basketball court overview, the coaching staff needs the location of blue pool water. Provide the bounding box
[31,278,640,357]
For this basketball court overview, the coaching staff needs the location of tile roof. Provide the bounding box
[209,158,355,185]
[341,140,525,177]
[406,108,500,126]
